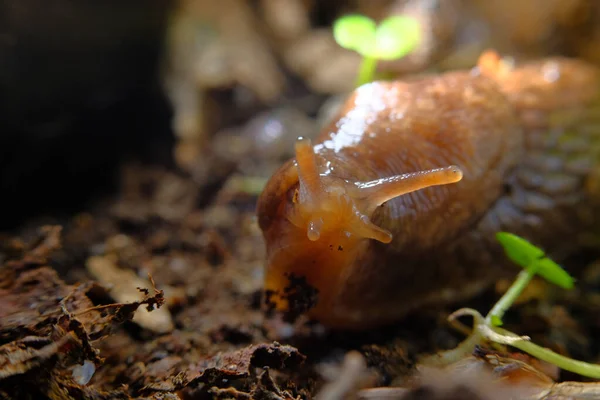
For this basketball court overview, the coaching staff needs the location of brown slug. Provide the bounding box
[256,50,600,330]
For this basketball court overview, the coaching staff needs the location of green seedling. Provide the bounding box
[423,232,600,379]
[333,14,420,87]
[489,232,574,327]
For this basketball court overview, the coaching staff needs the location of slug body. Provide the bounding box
[257,51,600,329]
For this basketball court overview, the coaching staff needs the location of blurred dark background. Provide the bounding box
[0,1,175,228]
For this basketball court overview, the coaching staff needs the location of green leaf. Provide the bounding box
[490,315,503,327]
[374,16,421,60]
[333,15,377,56]
[496,232,544,268]
[496,232,575,290]
[530,257,575,290]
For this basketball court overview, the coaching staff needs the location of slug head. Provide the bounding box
[289,137,396,244]
[257,137,463,324]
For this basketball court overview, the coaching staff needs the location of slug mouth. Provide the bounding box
[263,267,320,323]
[261,215,367,323]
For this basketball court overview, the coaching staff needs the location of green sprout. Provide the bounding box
[422,232,600,379]
[488,232,575,327]
[333,14,420,87]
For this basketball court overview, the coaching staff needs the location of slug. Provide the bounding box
[256,50,600,329]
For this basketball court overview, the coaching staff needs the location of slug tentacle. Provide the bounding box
[288,137,465,244]
[355,166,464,213]
[294,136,322,206]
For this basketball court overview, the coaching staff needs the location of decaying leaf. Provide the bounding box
[0,227,175,398]
[0,265,97,343]
[181,342,305,397]
[191,342,305,384]
[86,255,174,334]
[0,336,71,379]
[122,341,306,397]
[0,225,63,288]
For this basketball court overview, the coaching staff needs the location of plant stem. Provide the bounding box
[356,56,378,87]
[420,321,483,367]
[486,269,534,325]
[491,325,600,379]
[425,256,600,379]
[481,267,600,379]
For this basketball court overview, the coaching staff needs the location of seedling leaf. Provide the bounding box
[530,257,575,289]
[333,15,377,57]
[375,16,420,60]
[496,232,574,289]
[496,232,544,268]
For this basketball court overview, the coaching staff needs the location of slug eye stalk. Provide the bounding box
[291,137,464,244]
